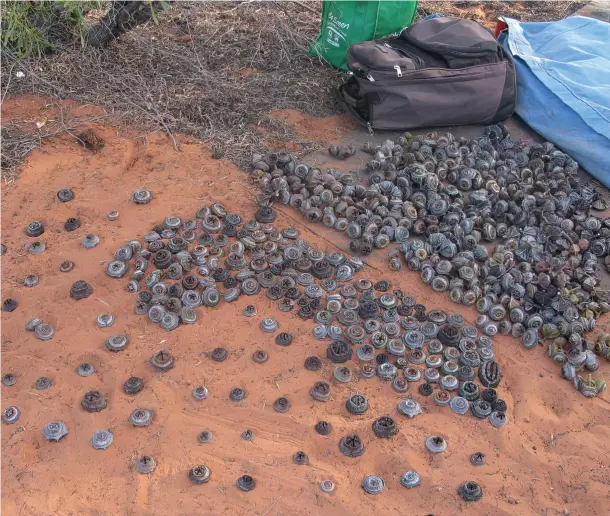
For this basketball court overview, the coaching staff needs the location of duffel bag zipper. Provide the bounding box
[363,66,401,81]
[383,42,425,67]
[349,50,411,73]
[363,62,504,82]
[353,68,375,81]
[402,33,497,58]
[348,45,418,76]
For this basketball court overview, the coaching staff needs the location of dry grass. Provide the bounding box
[0,104,110,186]
[417,1,588,30]
[2,1,341,177]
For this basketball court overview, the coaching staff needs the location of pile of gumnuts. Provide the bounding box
[99,201,504,496]
[2,193,497,498]
[249,124,608,398]
[107,202,507,429]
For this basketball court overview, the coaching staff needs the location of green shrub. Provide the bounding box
[2,1,101,59]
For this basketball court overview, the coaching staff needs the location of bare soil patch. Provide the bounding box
[1,98,609,516]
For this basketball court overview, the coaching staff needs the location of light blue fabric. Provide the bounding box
[500,16,610,186]
[422,13,445,21]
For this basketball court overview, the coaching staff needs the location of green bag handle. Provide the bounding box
[310,1,418,70]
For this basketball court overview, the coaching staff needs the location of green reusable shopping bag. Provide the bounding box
[310,1,418,70]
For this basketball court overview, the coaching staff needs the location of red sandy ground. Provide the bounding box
[1,96,608,515]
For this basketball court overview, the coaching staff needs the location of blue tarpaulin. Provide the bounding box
[500,16,610,186]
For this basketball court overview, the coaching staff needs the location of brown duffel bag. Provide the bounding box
[338,16,516,131]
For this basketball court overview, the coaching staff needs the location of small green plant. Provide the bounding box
[1,0,101,59]
[149,1,170,24]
